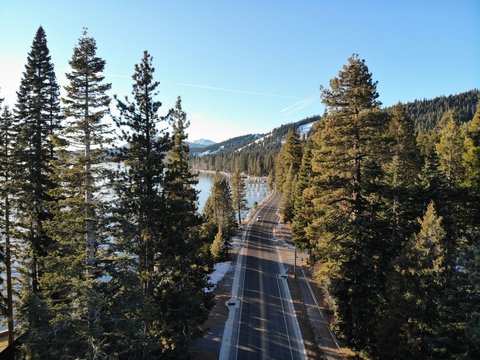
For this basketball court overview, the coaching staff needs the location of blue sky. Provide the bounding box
[0,0,479,142]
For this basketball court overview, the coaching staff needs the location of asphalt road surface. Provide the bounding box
[221,192,306,360]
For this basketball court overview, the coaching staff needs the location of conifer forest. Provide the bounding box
[0,22,479,360]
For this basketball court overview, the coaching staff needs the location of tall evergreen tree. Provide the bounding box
[14,26,62,297]
[434,110,468,263]
[462,104,480,239]
[307,54,388,354]
[202,171,236,260]
[231,167,248,224]
[0,97,4,322]
[0,105,16,345]
[275,130,302,192]
[267,169,275,191]
[292,136,315,251]
[432,238,480,359]
[160,96,213,357]
[163,96,201,253]
[417,129,444,210]
[279,164,296,223]
[463,103,480,191]
[110,50,171,356]
[466,244,480,356]
[383,104,421,256]
[23,29,112,358]
[112,50,167,298]
[435,110,465,188]
[0,97,4,320]
[431,104,480,357]
[379,202,447,359]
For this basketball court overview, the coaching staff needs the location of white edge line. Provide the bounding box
[274,215,308,359]
[233,226,248,360]
[219,225,247,360]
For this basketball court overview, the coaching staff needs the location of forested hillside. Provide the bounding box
[191,115,319,176]
[193,133,262,156]
[390,89,479,130]
[191,90,478,177]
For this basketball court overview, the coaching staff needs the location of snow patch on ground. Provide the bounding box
[205,261,232,292]
[235,133,271,152]
[197,145,224,157]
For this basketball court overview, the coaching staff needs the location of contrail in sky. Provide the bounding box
[280,96,317,115]
[175,81,299,99]
[103,73,302,101]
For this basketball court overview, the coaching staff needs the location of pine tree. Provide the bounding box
[14,26,62,296]
[158,96,213,357]
[434,110,469,262]
[463,103,480,191]
[0,97,4,323]
[383,104,421,256]
[292,137,314,251]
[462,104,480,241]
[0,98,4,321]
[465,244,480,356]
[112,50,167,298]
[432,239,480,359]
[0,105,16,345]
[23,29,112,358]
[267,169,275,191]
[163,97,201,253]
[275,129,302,192]
[202,171,236,260]
[417,129,444,209]
[435,110,465,188]
[379,202,447,359]
[307,54,388,354]
[110,50,172,356]
[279,164,296,223]
[210,230,223,261]
[231,167,248,224]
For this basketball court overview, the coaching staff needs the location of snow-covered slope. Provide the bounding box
[298,121,315,138]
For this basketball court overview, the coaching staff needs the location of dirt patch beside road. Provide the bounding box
[289,276,323,360]
[189,260,234,360]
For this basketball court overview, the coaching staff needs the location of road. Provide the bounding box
[220,192,307,360]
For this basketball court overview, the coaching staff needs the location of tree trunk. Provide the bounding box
[5,193,14,345]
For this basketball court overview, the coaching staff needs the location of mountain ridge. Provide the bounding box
[190,88,478,176]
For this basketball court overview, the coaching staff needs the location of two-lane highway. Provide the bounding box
[220,192,306,360]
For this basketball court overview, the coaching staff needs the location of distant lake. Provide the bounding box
[195,172,268,217]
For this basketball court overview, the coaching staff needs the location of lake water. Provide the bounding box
[195,172,268,217]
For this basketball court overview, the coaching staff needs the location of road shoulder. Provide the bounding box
[275,223,356,359]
